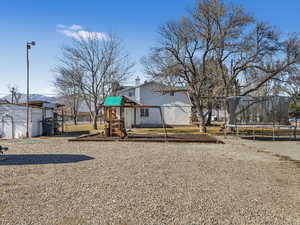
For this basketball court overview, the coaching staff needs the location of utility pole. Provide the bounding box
[10,87,14,104]
[26,41,36,138]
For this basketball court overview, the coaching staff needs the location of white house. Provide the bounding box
[117,78,192,128]
[0,101,57,139]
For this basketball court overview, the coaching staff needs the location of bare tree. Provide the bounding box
[7,84,22,104]
[283,66,300,97]
[54,66,82,125]
[282,66,300,115]
[143,0,300,129]
[56,32,133,129]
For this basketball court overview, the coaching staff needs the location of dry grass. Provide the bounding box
[0,137,299,225]
[63,123,223,135]
[63,123,104,134]
[63,123,300,138]
[129,126,202,134]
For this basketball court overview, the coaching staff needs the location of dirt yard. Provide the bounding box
[0,137,299,225]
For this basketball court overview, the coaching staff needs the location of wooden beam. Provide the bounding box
[109,108,112,137]
[61,107,64,134]
[159,106,168,142]
[124,105,160,109]
[100,105,160,109]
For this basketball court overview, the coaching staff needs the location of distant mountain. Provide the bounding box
[1,94,59,104]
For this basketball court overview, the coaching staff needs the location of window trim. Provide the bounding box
[128,91,135,97]
[140,108,149,117]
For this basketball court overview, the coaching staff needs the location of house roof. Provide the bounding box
[118,81,157,93]
[118,81,188,94]
[103,96,138,107]
[104,96,124,107]
[0,102,42,109]
[28,100,50,107]
[18,100,64,108]
[0,99,10,104]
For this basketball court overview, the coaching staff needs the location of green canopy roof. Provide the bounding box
[104,96,124,107]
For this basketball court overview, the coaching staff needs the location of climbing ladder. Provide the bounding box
[104,107,127,137]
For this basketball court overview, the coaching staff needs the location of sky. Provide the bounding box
[0,0,299,97]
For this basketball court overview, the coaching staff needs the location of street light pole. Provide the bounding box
[26,41,36,138]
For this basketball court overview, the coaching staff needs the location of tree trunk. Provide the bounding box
[92,111,98,130]
[205,100,214,126]
[73,115,78,125]
[193,99,207,132]
[205,109,212,126]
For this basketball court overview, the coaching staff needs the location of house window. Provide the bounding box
[129,91,135,97]
[170,91,175,96]
[140,108,149,117]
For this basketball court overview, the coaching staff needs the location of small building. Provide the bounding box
[117,78,192,127]
[0,101,60,139]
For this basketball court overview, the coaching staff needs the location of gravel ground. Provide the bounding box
[0,137,299,225]
[238,138,300,161]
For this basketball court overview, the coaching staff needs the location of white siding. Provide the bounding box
[0,104,28,138]
[139,83,191,125]
[162,103,191,125]
[1,115,14,139]
[0,104,45,139]
[124,108,135,128]
[118,82,192,126]
[31,108,43,137]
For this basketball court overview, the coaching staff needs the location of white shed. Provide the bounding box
[0,103,54,139]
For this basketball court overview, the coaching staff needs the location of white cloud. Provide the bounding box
[59,29,79,39]
[77,30,107,40]
[69,24,83,30]
[56,24,66,29]
[57,24,108,41]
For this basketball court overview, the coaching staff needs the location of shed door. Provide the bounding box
[2,115,14,139]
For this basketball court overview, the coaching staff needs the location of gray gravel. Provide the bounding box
[0,137,299,225]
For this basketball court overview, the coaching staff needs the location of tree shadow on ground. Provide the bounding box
[0,154,94,166]
[241,136,300,142]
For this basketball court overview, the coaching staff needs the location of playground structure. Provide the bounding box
[102,96,134,137]
[71,96,222,143]
[101,96,168,139]
[225,96,299,140]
